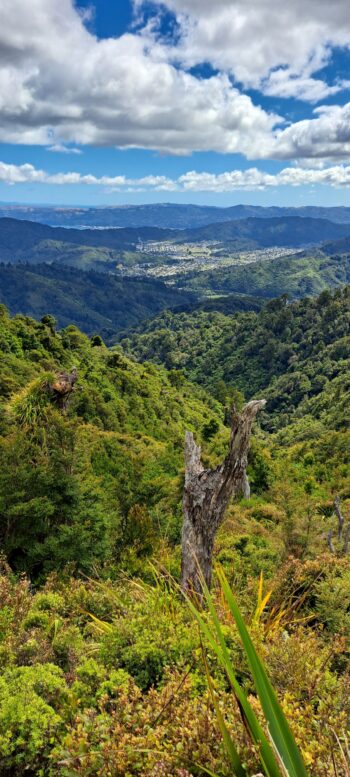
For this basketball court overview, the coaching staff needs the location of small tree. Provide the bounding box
[181,399,265,594]
[41,314,57,333]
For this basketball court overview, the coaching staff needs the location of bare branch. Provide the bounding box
[184,431,204,481]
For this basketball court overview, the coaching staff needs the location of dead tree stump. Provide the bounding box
[181,399,266,595]
[49,367,77,410]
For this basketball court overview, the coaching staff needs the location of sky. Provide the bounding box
[1,0,350,206]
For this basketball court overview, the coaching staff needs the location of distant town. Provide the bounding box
[120,241,302,279]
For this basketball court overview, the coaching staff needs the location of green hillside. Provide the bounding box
[0,263,193,337]
[2,215,350,269]
[175,250,350,298]
[121,286,350,431]
[1,299,350,777]
[177,215,350,247]
[0,304,222,577]
[0,217,168,262]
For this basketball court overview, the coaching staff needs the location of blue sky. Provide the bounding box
[1,0,350,206]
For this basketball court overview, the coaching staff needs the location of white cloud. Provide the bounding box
[179,165,350,191]
[2,160,350,191]
[141,0,350,101]
[0,0,279,156]
[0,0,350,160]
[47,144,82,154]
[273,102,350,160]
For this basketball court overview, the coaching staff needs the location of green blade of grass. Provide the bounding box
[185,588,283,777]
[217,566,308,777]
[203,648,247,776]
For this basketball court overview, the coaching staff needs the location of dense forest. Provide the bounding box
[122,286,350,429]
[0,293,350,775]
[0,263,193,336]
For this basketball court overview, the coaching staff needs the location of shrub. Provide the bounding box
[0,664,67,775]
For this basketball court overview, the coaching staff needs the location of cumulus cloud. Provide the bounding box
[0,0,350,160]
[2,160,350,191]
[179,165,350,190]
[0,0,279,156]
[273,103,350,160]
[141,0,350,101]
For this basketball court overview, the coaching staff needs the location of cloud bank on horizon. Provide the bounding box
[1,0,350,199]
[3,161,350,192]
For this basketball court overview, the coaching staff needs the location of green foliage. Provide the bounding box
[8,374,54,427]
[175,249,350,300]
[122,286,350,433]
[0,664,67,775]
[202,418,220,441]
[0,263,193,339]
[315,567,350,634]
[0,563,349,775]
[1,290,350,776]
[0,306,222,578]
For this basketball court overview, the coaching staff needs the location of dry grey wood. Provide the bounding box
[343,523,350,554]
[334,496,345,541]
[181,399,266,594]
[327,529,335,554]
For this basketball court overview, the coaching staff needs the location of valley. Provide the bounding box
[1,204,350,777]
[2,0,350,773]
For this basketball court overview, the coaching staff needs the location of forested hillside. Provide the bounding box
[0,218,169,262]
[176,250,350,298]
[0,304,222,576]
[1,299,350,776]
[0,263,193,336]
[122,286,350,431]
[177,215,350,247]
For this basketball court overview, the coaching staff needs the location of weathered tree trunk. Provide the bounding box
[343,523,350,554]
[334,496,344,541]
[326,498,349,554]
[327,529,335,554]
[181,400,266,595]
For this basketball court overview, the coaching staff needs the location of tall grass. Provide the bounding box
[8,374,54,427]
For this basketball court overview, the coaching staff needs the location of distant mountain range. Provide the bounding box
[2,202,350,229]
[1,214,350,336]
[176,216,350,248]
[1,215,350,268]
